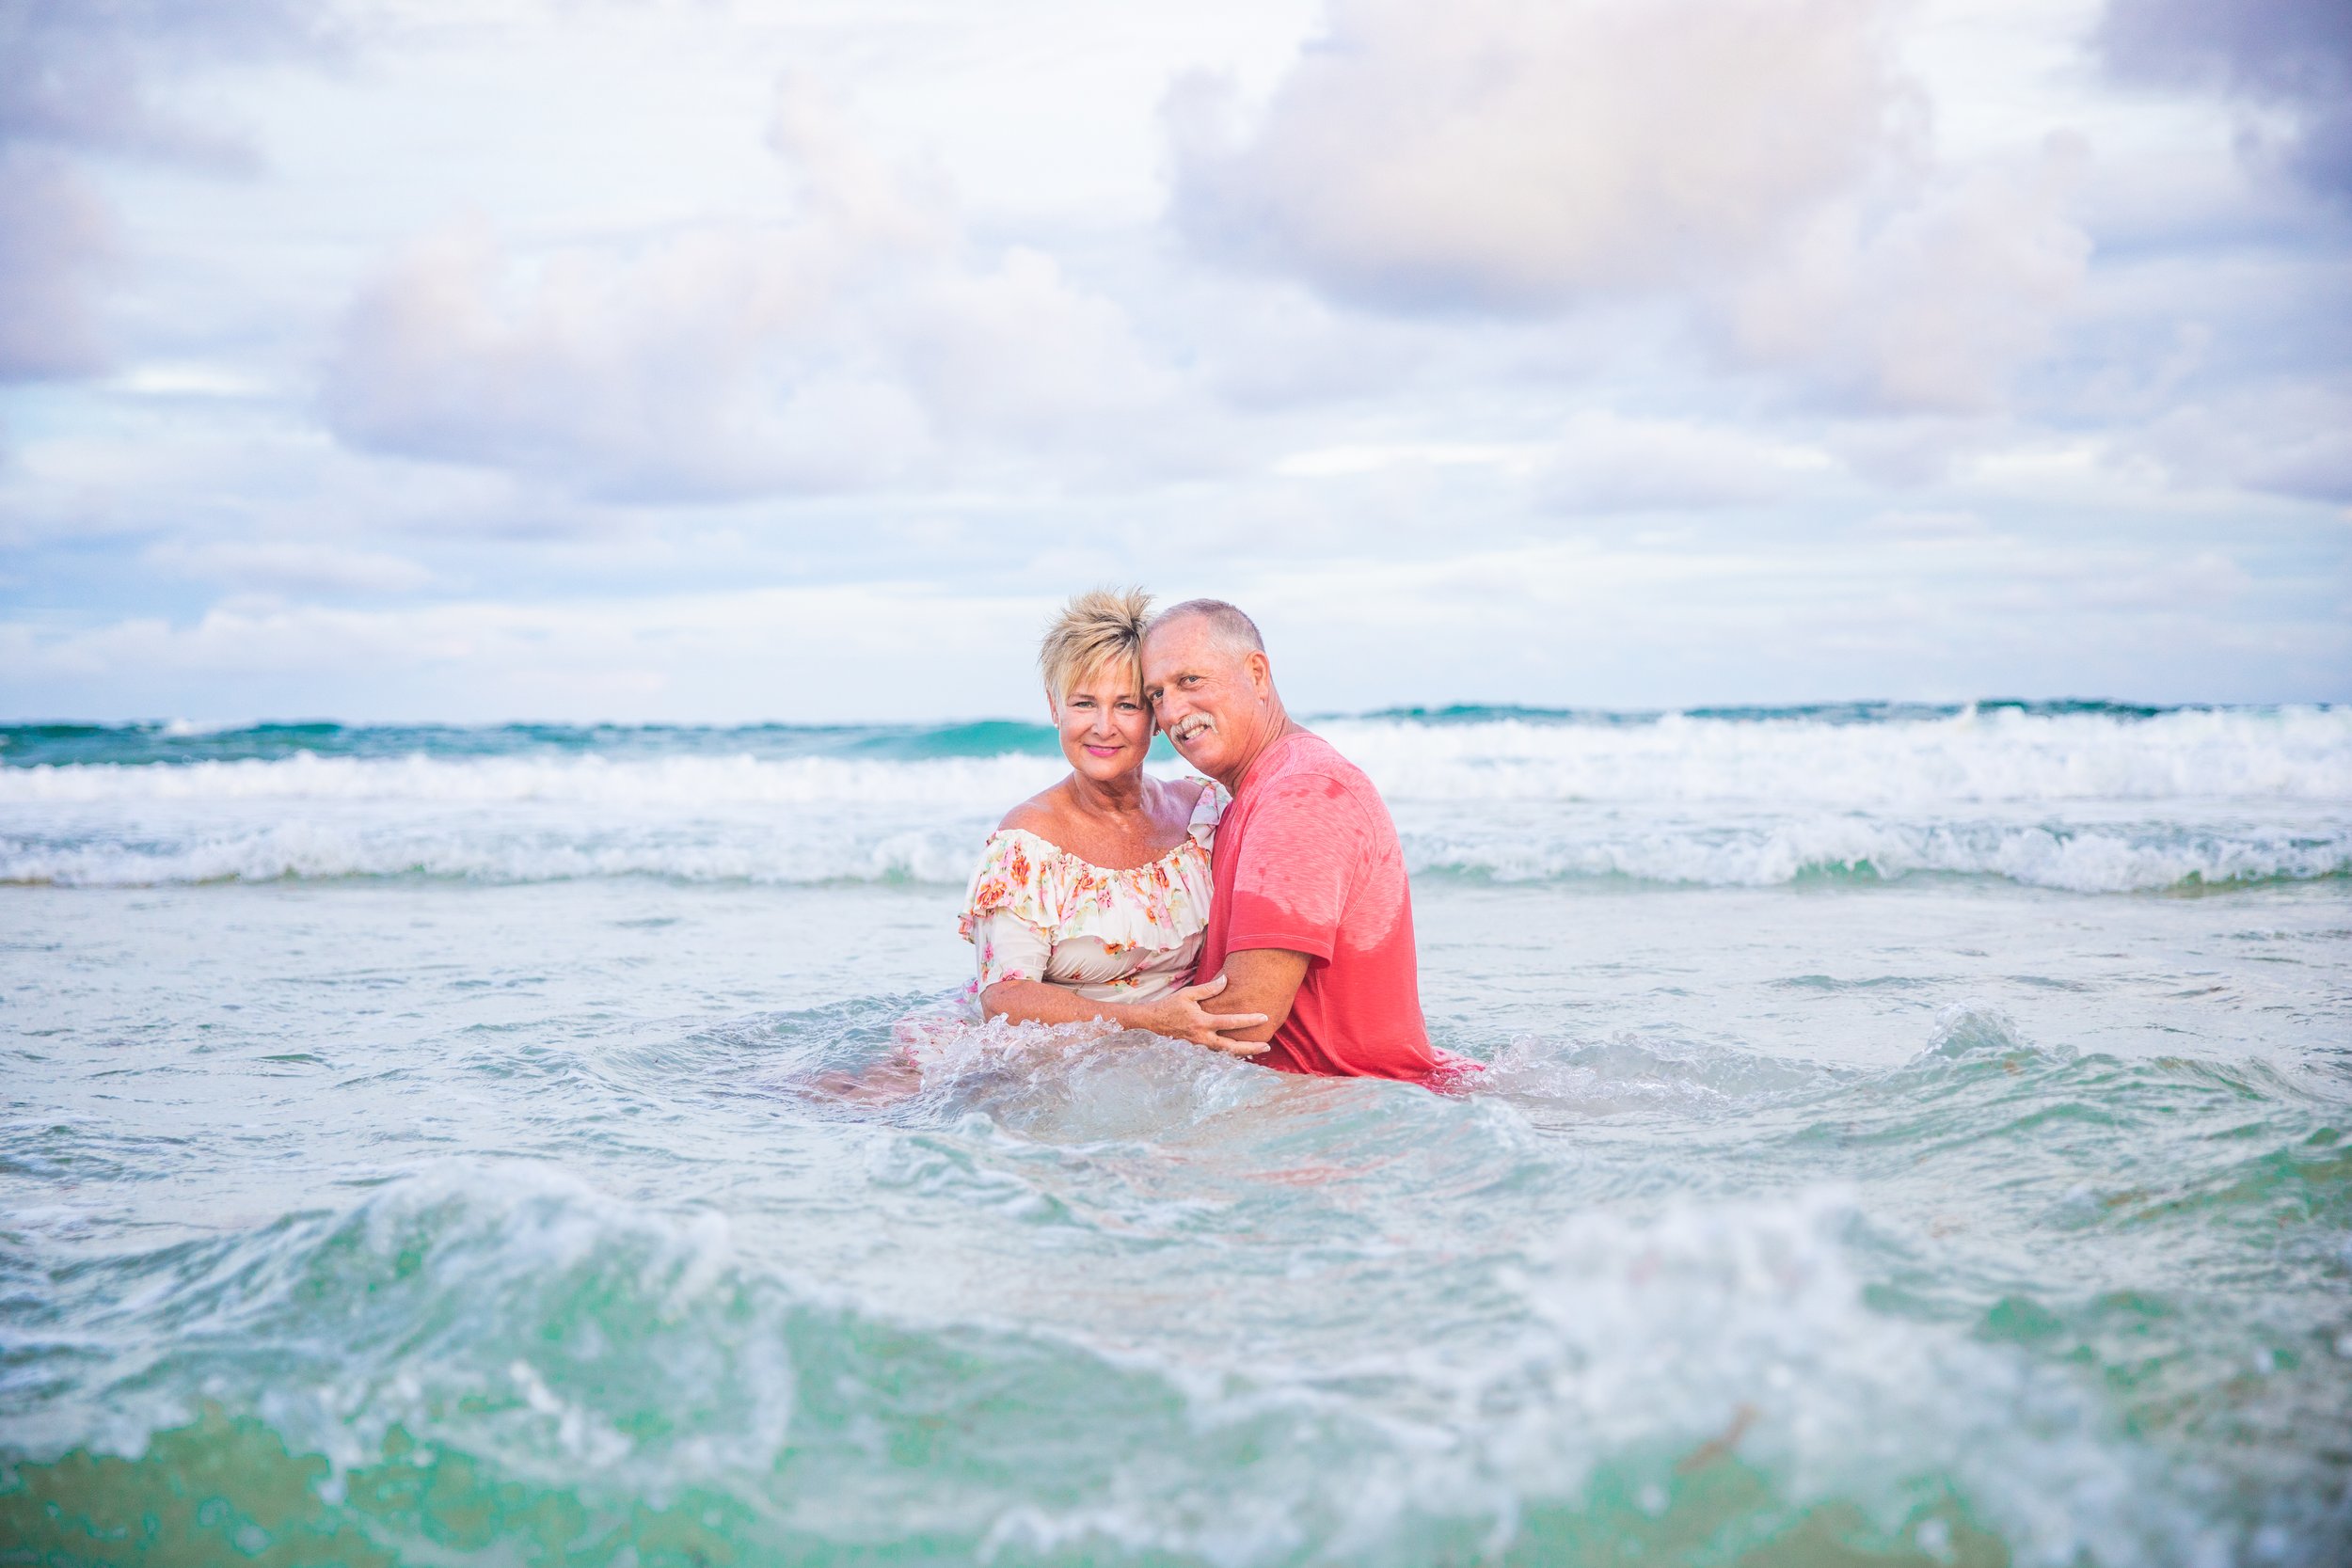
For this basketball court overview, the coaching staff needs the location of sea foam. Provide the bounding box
[3,706,2344,893]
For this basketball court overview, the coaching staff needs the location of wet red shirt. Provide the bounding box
[1197,731,1448,1083]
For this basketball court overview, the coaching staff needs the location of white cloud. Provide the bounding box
[109,362,274,399]
[1168,0,2095,414]
[0,151,116,381]
[0,0,332,383]
[1265,414,1840,518]
[1273,442,1541,479]
[1721,137,2093,411]
[2132,379,2352,502]
[323,213,933,499]
[0,583,1063,723]
[1172,0,1909,309]
[323,79,1195,500]
[892,246,1182,446]
[1542,413,1835,513]
[143,540,436,595]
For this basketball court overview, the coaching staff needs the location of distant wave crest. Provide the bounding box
[4,705,2348,806]
[3,705,2344,893]
[3,816,2343,894]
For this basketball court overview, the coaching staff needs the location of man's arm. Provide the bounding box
[1200,947,1312,1045]
[978,975,1268,1053]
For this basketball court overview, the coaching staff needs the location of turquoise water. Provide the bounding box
[3,709,2348,1565]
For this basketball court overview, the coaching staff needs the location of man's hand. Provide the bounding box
[1200,948,1312,1046]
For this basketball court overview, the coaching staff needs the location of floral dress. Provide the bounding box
[959,784,1222,1008]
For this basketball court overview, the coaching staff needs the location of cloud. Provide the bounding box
[322,215,932,500]
[1170,0,1911,309]
[0,150,114,382]
[0,582,1063,723]
[1259,415,1834,520]
[1541,413,1834,513]
[1209,527,2345,708]
[10,520,2342,722]
[2098,0,2352,204]
[324,79,1190,500]
[1722,139,2094,412]
[0,0,332,382]
[2132,379,2352,502]
[144,541,436,596]
[1167,0,2090,414]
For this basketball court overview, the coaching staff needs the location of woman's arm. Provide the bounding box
[979,973,1269,1054]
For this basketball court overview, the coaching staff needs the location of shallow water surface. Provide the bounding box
[3,710,2348,1565]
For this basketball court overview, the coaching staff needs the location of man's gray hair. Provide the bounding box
[1147,598,1264,655]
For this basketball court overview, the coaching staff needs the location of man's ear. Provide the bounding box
[1247,649,1273,696]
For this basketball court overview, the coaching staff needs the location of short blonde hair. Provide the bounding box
[1040,587,1152,704]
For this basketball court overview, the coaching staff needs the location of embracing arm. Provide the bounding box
[980,974,1268,1054]
[1192,947,1311,1047]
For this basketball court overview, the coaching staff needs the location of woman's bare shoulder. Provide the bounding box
[997,784,1067,836]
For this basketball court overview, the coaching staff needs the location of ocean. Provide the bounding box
[2,703,2347,1565]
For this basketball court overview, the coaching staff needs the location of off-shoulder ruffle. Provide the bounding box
[958,784,1220,957]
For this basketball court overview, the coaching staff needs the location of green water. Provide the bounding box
[3,877,2347,1565]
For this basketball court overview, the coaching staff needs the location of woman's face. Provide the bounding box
[1053,659,1153,785]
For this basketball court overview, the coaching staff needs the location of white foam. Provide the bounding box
[0,751,1067,806]
[2,807,2342,892]
[1321,706,2352,805]
[3,707,2345,810]
[3,708,2344,893]
[1401,813,2352,893]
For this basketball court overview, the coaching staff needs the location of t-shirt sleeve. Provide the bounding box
[1220,773,1365,962]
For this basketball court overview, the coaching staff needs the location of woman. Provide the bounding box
[960,589,1267,1053]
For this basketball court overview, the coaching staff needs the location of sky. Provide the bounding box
[1,0,2346,723]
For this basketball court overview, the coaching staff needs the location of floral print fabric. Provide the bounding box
[959,784,1221,1004]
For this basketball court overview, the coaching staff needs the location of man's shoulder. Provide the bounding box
[1270,731,1382,797]
[1243,734,1389,828]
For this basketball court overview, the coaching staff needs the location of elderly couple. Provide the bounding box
[959,591,1466,1085]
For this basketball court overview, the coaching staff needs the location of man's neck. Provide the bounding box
[1216,711,1304,795]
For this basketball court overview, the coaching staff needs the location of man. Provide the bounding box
[1140,599,1461,1085]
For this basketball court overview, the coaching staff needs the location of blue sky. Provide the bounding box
[2,0,2346,722]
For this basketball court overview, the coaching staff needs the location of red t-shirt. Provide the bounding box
[1197,730,1450,1083]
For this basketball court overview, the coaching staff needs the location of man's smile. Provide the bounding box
[1171,716,1214,744]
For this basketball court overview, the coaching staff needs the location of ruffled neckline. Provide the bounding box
[958,783,1222,956]
[989,782,1220,874]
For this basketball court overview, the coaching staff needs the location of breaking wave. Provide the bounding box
[3,705,2344,893]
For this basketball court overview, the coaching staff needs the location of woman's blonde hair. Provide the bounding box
[1040,587,1153,705]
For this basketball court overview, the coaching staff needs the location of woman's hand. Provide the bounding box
[1137,973,1269,1054]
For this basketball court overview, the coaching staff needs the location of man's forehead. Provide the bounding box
[1142,618,1218,673]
